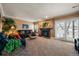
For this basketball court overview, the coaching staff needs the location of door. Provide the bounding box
[55,18,79,42]
[55,20,65,39]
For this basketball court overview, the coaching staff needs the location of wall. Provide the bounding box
[54,11,79,20]
[14,19,34,31]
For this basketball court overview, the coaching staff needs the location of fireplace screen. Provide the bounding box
[41,28,50,37]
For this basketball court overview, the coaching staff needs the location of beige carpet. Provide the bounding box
[5,37,79,56]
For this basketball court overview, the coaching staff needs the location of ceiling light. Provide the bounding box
[45,16,48,18]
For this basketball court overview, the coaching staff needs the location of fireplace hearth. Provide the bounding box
[39,28,51,38]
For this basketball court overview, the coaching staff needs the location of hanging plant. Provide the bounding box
[2,25,10,32]
[2,17,16,32]
[4,18,15,25]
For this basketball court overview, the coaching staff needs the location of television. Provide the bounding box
[22,24,29,29]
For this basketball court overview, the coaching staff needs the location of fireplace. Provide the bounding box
[39,28,51,38]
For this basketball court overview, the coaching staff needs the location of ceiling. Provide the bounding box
[0,3,79,22]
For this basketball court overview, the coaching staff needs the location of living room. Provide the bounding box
[0,3,79,56]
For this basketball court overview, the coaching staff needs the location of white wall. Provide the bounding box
[0,3,5,16]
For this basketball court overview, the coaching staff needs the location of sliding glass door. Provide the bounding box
[55,20,65,39]
[55,17,79,42]
[66,20,73,42]
[74,18,79,39]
